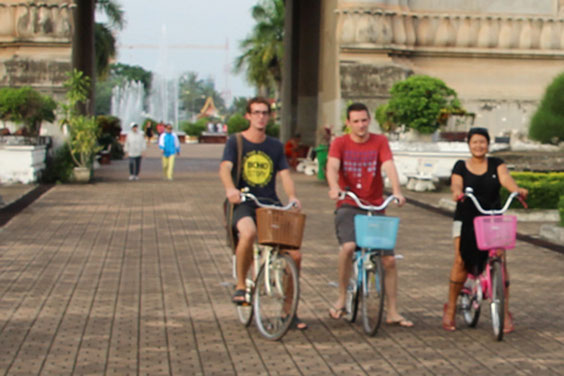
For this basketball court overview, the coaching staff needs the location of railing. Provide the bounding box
[0,3,75,40]
[338,8,564,55]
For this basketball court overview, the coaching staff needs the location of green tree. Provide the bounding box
[529,72,564,144]
[235,0,284,97]
[178,72,225,117]
[386,75,464,134]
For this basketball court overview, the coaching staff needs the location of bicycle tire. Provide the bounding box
[254,253,299,341]
[236,267,254,327]
[361,253,385,336]
[459,280,480,327]
[343,260,360,323]
[490,260,505,341]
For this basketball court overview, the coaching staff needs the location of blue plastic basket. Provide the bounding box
[354,215,400,250]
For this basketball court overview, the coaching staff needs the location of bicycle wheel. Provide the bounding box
[459,280,480,327]
[254,253,299,340]
[361,253,385,336]
[236,267,254,327]
[490,260,505,341]
[343,263,360,323]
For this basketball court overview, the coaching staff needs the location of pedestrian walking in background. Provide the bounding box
[144,120,154,143]
[158,124,180,180]
[124,122,146,181]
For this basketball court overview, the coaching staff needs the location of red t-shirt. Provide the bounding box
[328,133,393,208]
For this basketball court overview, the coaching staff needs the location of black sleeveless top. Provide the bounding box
[452,157,503,275]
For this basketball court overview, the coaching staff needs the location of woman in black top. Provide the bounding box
[442,128,528,333]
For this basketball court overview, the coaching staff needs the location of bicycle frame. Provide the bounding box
[340,191,397,335]
[458,187,525,340]
[232,189,301,340]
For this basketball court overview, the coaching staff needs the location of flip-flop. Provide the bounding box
[504,312,515,334]
[232,289,246,305]
[329,306,346,320]
[386,316,414,328]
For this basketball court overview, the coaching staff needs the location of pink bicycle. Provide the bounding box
[457,187,526,341]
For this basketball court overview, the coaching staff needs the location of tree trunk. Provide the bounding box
[72,0,96,116]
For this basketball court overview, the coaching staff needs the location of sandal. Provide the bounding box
[291,316,308,330]
[329,306,346,320]
[232,289,247,305]
[442,303,456,331]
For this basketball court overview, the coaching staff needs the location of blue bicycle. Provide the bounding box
[339,191,400,336]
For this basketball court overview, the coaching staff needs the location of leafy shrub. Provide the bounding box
[96,115,121,138]
[374,103,395,131]
[98,133,124,159]
[387,75,465,134]
[181,118,207,136]
[559,195,564,226]
[41,144,75,184]
[96,115,123,159]
[529,72,564,144]
[0,86,57,135]
[226,114,249,134]
[266,120,280,138]
[500,172,564,209]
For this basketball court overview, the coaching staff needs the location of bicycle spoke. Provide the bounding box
[254,254,299,340]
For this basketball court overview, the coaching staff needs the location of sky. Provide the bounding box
[109,0,258,103]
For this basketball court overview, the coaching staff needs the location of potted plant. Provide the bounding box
[0,86,56,137]
[60,69,102,183]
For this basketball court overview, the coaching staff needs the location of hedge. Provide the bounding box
[500,172,564,210]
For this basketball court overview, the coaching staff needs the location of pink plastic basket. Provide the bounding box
[473,215,517,250]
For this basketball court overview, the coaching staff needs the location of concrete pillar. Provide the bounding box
[281,0,321,146]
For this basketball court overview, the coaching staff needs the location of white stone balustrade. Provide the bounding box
[0,3,75,41]
[338,8,564,54]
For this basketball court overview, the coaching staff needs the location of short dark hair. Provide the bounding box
[246,97,272,114]
[467,127,490,144]
[346,102,370,120]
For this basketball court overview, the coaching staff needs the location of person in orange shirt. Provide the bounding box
[284,133,301,169]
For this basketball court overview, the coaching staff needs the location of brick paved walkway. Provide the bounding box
[1,143,563,375]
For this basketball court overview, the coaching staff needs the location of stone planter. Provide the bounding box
[0,142,48,183]
[73,167,91,183]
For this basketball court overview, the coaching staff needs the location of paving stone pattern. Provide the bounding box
[1,143,563,375]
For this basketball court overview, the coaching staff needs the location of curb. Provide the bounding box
[0,184,53,227]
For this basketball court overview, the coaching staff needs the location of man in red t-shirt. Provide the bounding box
[326,102,413,327]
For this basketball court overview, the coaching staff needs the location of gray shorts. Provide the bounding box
[334,205,394,255]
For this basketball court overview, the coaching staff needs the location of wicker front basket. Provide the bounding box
[256,208,306,249]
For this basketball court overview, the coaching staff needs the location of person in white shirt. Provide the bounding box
[124,122,147,181]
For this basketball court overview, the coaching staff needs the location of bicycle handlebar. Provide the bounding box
[240,188,297,211]
[462,187,527,215]
[338,190,398,211]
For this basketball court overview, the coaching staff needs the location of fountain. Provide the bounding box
[147,25,179,129]
[111,24,180,133]
[110,80,144,130]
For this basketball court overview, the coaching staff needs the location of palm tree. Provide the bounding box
[73,0,124,114]
[95,0,124,78]
[235,0,284,98]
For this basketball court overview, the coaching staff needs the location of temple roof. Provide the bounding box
[198,97,220,119]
